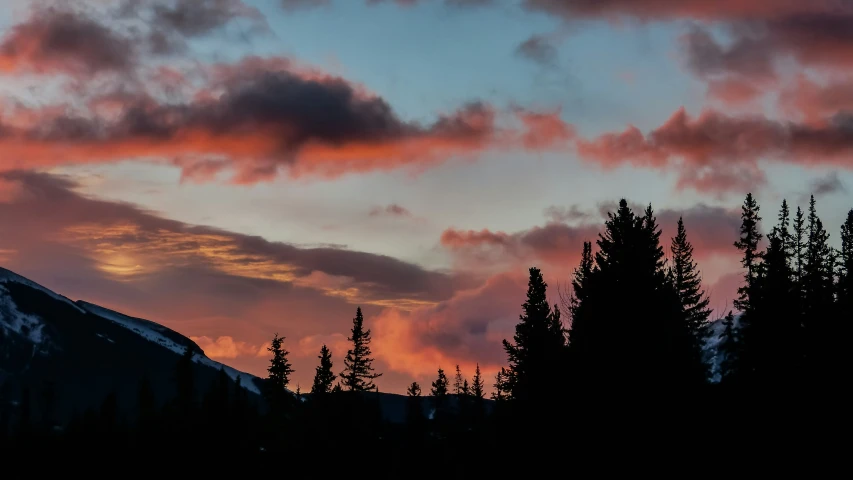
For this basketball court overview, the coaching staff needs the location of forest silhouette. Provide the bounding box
[2,193,851,474]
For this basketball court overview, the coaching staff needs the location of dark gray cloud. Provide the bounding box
[516,34,559,67]
[369,204,413,217]
[810,172,847,197]
[0,6,136,76]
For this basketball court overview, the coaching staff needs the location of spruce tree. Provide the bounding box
[733,193,763,312]
[340,307,382,392]
[802,196,835,382]
[491,368,509,402]
[839,209,853,312]
[794,206,806,283]
[777,199,794,267]
[502,267,565,403]
[453,365,465,396]
[431,368,449,397]
[568,200,705,388]
[311,345,336,394]
[471,363,485,399]
[265,333,293,414]
[670,217,712,337]
[405,382,423,427]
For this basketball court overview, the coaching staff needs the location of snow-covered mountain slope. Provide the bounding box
[0,267,264,419]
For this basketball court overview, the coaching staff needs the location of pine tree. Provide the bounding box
[407,382,422,396]
[567,200,705,388]
[802,196,835,381]
[265,333,293,414]
[471,363,485,399]
[502,267,565,403]
[431,368,449,397]
[671,216,712,337]
[453,365,465,395]
[839,209,853,312]
[777,200,794,267]
[405,382,424,431]
[340,307,382,392]
[491,368,509,402]
[462,379,470,396]
[794,206,806,283]
[734,193,763,312]
[311,345,336,394]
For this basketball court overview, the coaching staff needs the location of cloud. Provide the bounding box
[522,0,830,22]
[369,204,413,217]
[190,335,268,359]
[0,6,136,76]
[0,54,574,183]
[374,271,527,380]
[147,0,267,37]
[778,75,853,124]
[516,35,559,67]
[543,205,592,223]
[575,107,853,194]
[810,172,847,197]
[0,171,468,308]
[280,0,331,11]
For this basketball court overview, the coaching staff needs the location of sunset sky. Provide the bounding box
[1,0,851,393]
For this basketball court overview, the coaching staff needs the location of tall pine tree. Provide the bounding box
[670,217,712,338]
[453,365,465,396]
[311,345,336,394]
[839,209,853,313]
[502,267,566,403]
[265,333,293,414]
[733,193,763,313]
[340,307,382,392]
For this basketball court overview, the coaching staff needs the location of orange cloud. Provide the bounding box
[190,335,268,359]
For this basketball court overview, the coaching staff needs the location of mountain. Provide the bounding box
[0,266,457,426]
[0,266,263,425]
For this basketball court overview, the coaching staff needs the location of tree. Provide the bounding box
[777,199,794,267]
[265,333,293,413]
[670,216,712,338]
[471,363,485,400]
[405,382,424,433]
[340,307,382,392]
[802,196,836,382]
[407,382,422,396]
[502,267,565,403]
[734,193,763,312]
[453,365,465,396]
[431,368,449,397]
[311,345,336,395]
[567,200,705,388]
[491,368,509,402]
[794,206,806,283]
[839,209,853,312]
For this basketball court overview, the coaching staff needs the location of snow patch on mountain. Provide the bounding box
[0,284,47,348]
[0,268,85,314]
[78,301,261,395]
[78,301,187,355]
[703,314,742,383]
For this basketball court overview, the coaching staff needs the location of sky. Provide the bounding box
[0,0,851,394]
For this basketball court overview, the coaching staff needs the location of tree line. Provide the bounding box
[1,193,851,471]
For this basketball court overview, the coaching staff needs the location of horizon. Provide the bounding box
[1,0,852,395]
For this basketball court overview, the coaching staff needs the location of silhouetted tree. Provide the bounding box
[568,200,705,389]
[471,364,485,400]
[311,344,336,395]
[794,206,806,284]
[340,307,382,392]
[670,216,712,338]
[734,193,763,312]
[502,267,566,403]
[265,333,294,415]
[839,209,853,313]
[802,196,836,384]
[431,368,449,397]
[453,365,465,396]
[491,368,509,402]
[405,382,423,427]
